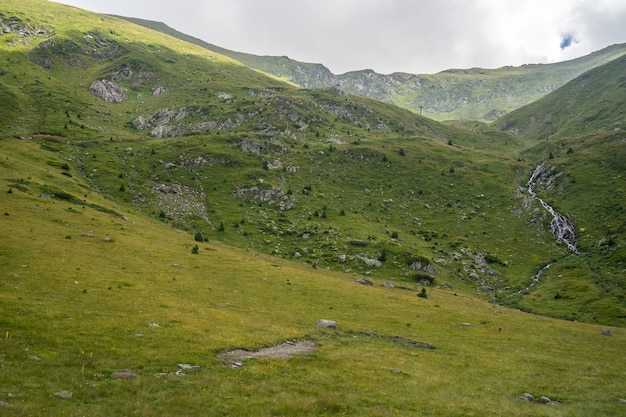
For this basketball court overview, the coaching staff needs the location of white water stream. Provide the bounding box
[517,164,579,294]
[527,164,579,254]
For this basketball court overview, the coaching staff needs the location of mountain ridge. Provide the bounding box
[114,15,626,121]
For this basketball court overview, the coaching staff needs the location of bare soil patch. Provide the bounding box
[216,340,316,366]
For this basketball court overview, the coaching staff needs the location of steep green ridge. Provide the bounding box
[115,16,626,121]
[495,54,626,140]
[1,1,626,414]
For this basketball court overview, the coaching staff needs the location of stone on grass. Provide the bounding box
[355,278,373,286]
[317,319,337,329]
[0,401,12,407]
[54,390,73,399]
[112,369,138,379]
[539,396,552,404]
[601,329,612,336]
[178,364,200,371]
[383,281,395,288]
[520,393,535,402]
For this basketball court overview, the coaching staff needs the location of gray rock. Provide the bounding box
[0,401,12,407]
[338,254,347,262]
[89,79,126,103]
[112,369,138,379]
[383,281,395,288]
[619,398,626,404]
[241,138,263,153]
[601,329,612,336]
[539,396,552,404]
[152,86,166,96]
[362,258,382,268]
[54,390,73,399]
[317,319,337,329]
[177,364,200,371]
[355,278,374,286]
[520,393,535,402]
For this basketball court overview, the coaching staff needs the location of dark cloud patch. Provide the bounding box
[560,32,577,50]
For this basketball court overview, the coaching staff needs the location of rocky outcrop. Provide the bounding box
[133,107,244,138]
[89,79,126,103]
[232,186,295,211]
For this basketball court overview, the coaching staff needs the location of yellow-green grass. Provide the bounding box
[1,139,625,416]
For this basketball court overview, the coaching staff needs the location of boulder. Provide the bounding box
[89,79,126,103]
[362,258,382,268]
[601,329,612,336]
[317,319,337,329]
[520,393,535,402]
[54,390,73,399]
[355,278,374,286]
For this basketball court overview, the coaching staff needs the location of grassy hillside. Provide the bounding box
[2,131,626,417]
[495,54,626,140]
[1,1,626,415]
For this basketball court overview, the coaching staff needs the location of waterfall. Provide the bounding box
[527,164,579,253]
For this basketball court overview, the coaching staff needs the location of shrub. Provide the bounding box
[417,287,428,298]
[194,232,203,242]
[191,245,199,254]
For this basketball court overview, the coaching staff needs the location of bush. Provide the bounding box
[191,245,199,255]
[417,287,428,298]
[194,232,203,242]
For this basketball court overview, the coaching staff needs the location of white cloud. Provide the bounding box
[51,0,626,74]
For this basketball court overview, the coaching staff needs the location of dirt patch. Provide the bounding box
[216,340,316,366]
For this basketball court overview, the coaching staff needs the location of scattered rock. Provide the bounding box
[539,396,552,404]
[383,281,395,288]
[317,319,337,329]
[355,278,373,286]
[112,369,138,379]
[28,355,40,361]
[601,329,612,336]
[338,254,347,262]
[461,323,472,327]
[148,322,160,328]
[54,390,73,399]
[619,398,626,404]
[0,401,12,408]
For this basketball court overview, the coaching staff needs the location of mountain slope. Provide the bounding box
[495,54,626,140]
[1,0,625,325]
[1,1,626,415]
[114,16,626,122]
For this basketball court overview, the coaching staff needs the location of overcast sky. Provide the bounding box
[51,0,626,75]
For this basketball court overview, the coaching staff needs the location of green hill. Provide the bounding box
[1,1,625,415]
[495,54,626,140]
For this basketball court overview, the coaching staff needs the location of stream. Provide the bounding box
[517,164,579,294]
[527,164,579,254]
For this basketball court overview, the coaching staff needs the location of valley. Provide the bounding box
[0,1,625,415]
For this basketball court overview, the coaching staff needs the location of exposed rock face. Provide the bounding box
[133,107,244,138]
[241,138,263,154]
[232,186,296,211]
[89,79,126,103]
